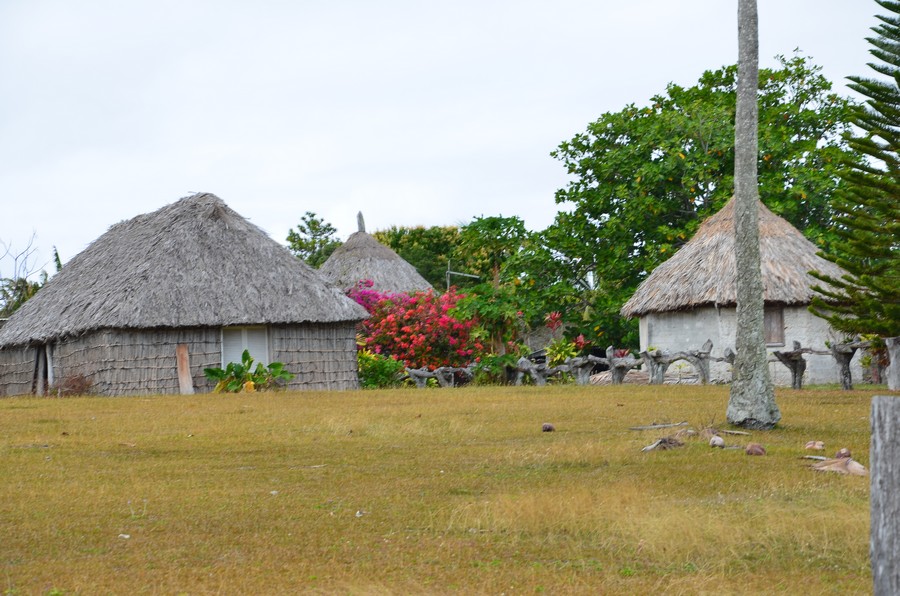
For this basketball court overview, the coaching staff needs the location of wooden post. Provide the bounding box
[831,343,858,391]
[406,367,433,388]
[688,339,714,385]
[566,355,606,385]
[516,357,547,386]
[176,344,194,395]
[886,338,899,391]
[773,341,807,390]
[606,346,640,384]
[640,350,672,385]
[32,346,47,396]
[871,395,900,595]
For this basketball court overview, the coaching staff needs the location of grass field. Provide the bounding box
[0,384,887,595]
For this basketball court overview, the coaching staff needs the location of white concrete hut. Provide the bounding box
[620,198,860,386]
[0,193,369,396]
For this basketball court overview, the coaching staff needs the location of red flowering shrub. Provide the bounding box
[346,279,393,312]
[349,281,483,370]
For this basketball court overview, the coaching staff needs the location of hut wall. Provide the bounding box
[0,346,37,396]
[271,322,360,391]
[2,323,361,396]
[52,328,221,396]
[641,305,862,386]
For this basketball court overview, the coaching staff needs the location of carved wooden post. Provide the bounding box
[831,343,858,390]
[694,339,713,384]
[723,348,736,365]
[886,337,900,391]
[516,357,547,386]
[640,350,670,385]
[871,395,900,595]
[606,346,639,384]
[680,339,713,384]
[434,367,455,387]
[773,340,807,390]
[567,356,594,385]
[406,367,433,388]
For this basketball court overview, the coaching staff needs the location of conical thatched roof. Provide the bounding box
[0,193,368,347]
[620,198,847,318]
[319,213,432,294]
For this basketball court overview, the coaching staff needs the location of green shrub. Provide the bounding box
[357,349,407,389]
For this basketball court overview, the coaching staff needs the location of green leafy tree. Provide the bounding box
[548,54,860,347]
[810,0,900,340]
[456,216,530,288]
[373,225,462,289]
[286,212,341,268]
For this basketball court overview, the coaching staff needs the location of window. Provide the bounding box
[222,327,269,367]
[764,307,785,347]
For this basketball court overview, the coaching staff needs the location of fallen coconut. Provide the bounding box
[745,443,766,456]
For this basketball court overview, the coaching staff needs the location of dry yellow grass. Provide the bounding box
[0,384,886,594]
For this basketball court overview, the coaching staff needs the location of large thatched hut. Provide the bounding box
[0,193,369,396]
[620,198,860,385]
[319,213,432,294]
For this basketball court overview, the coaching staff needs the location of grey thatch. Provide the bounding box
[319,214,432,294]
[0,193,368,347]
[620,198,847,318]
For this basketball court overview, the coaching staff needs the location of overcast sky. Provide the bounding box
[0,1,879,277]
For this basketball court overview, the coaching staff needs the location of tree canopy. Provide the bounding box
[810,0,900,339]
[373,225,462,290]
[547,54,860,347]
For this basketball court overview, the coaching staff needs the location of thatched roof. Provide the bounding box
[0,193,368,347]
[620,198,847,318]
[319,213,432,294]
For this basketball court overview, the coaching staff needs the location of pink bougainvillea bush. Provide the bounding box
[347,280,483,370]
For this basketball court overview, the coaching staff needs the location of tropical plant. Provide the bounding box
[545,337,577,367]
[204,350,294,393]
[451,282,533,355]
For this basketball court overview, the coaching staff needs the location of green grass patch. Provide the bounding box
[0,385,885,594]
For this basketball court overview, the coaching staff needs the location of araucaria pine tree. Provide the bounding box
[810,0,900,340]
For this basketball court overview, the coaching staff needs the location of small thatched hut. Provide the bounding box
[0,193,369,396]
[319,213,432,294]
[620,198,859,385]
